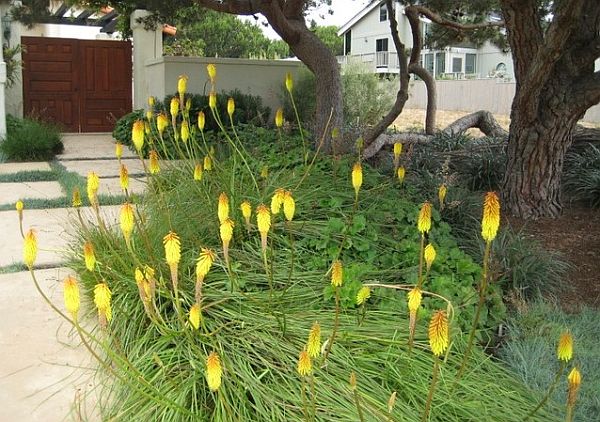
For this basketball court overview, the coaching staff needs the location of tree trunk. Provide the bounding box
[502,113,577,219]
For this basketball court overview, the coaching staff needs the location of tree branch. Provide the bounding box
[514,0,586,122]
[193,0,257,15]
[284,0,305,18]
[408,5,504,32]
[404,6,423,65]
[570,70,600,111]
[408,64,436,134]
[364,0,410,146]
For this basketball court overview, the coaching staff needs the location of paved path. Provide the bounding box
[0,133,132,420]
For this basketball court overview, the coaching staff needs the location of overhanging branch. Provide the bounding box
[409,5,505,31]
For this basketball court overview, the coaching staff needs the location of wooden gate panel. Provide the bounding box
[22,37,80,132]
[80,40,132,132]
[22,37,132,133]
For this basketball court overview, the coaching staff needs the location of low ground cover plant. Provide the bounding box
[20,68,582,421]
[1,114,63,161]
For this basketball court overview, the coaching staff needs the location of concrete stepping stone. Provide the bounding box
[97,177,146,196]
[0,181,63,206]
[0,267,97,421]
[0,162,52,175]
[61,158,145,178]
[58,133,135,160]
[0,205,121,268]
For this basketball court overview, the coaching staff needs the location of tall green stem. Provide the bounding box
[455,240,492,383]
[524,362,566,420]
[422,356,440,422]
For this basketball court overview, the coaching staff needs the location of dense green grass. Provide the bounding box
[500,301,600,422]
[0,170,56,183]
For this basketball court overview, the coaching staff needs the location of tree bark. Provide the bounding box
[500,0,600,219]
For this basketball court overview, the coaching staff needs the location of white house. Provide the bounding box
[337,0,515,80]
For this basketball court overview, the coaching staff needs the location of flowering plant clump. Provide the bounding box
[22,69,563,422]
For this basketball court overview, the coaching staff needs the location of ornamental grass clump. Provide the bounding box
[26,68,568,422]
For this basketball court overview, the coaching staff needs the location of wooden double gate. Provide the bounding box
[22,36,132,132]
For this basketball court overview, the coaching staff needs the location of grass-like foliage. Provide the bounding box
[0,115,63,161]
[563,144,600,207]
[28,71,565,421]
[501,301,600,422]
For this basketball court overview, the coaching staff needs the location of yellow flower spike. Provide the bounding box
[428,310,449,357]
[204,155,213,171]
[115,142,123,159]
[149,150,160,174]
[83,241,96,272]
[189,303,201,330]
[144,121,151,135]
[275,108,284,128]
[407,287,422,313]
[283,190,295,221]
[185,98,191,112]
[349,372,357,390]
[196,248,216,283]
[481,191,501,242]
[218,192,230,224]
[393,142,402,161]
[170,97,179,118]
[207,64,217,84]
[163,231,181,290]
[256,204,271,252]
[23,229,37,268]
[194,163,203,181]
[177,75,188,97]
[331,260,343,287]
[198,111,206,131]
[227,97,235,118]
[206,351,222,392]
[306,322,321,358]
[557,331,574,362]
[87,171,100,206]
[145,110,153,121]
[297,350,312,376]
[418,201,432,234]
[180,121,190,143]
[567,367,581,406]
[119,202,135,244]
[438,184,447,209]
[352,162,363,197]
[16,199,23,219]
[240,201,252,226]
[157,113,169,135]
[63,275,80,320]
[424,243,436,271]
[119,164,129,191]
[72,187,82,207]
[148,96,155,107]
[387,391,397,414]
[209,91,217,110]
[132,120,145,153]
[356,286,371,305]
[94,282,112,327]
[220,218,234,265]
[285,72,293,93]
[397,166,406,184]
[260,165,269,179]
[270,188,285,215]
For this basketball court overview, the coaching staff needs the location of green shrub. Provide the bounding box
[112,90,270,157]
[281,64,396,129]
[1,115,63,161]
[563,144,600,207]
[500,302,600,422]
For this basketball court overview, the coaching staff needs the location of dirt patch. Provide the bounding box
[507,205,600,311]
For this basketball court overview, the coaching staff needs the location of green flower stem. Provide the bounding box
[322,287,340,364]
[455,240,492,384]
[524,361,566,421]
[422,355,440,422]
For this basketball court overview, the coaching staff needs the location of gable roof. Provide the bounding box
[338,1,405,35]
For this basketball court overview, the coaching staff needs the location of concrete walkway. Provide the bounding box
[0,133,134,421]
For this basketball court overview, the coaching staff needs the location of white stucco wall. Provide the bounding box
[143,56,304,116]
